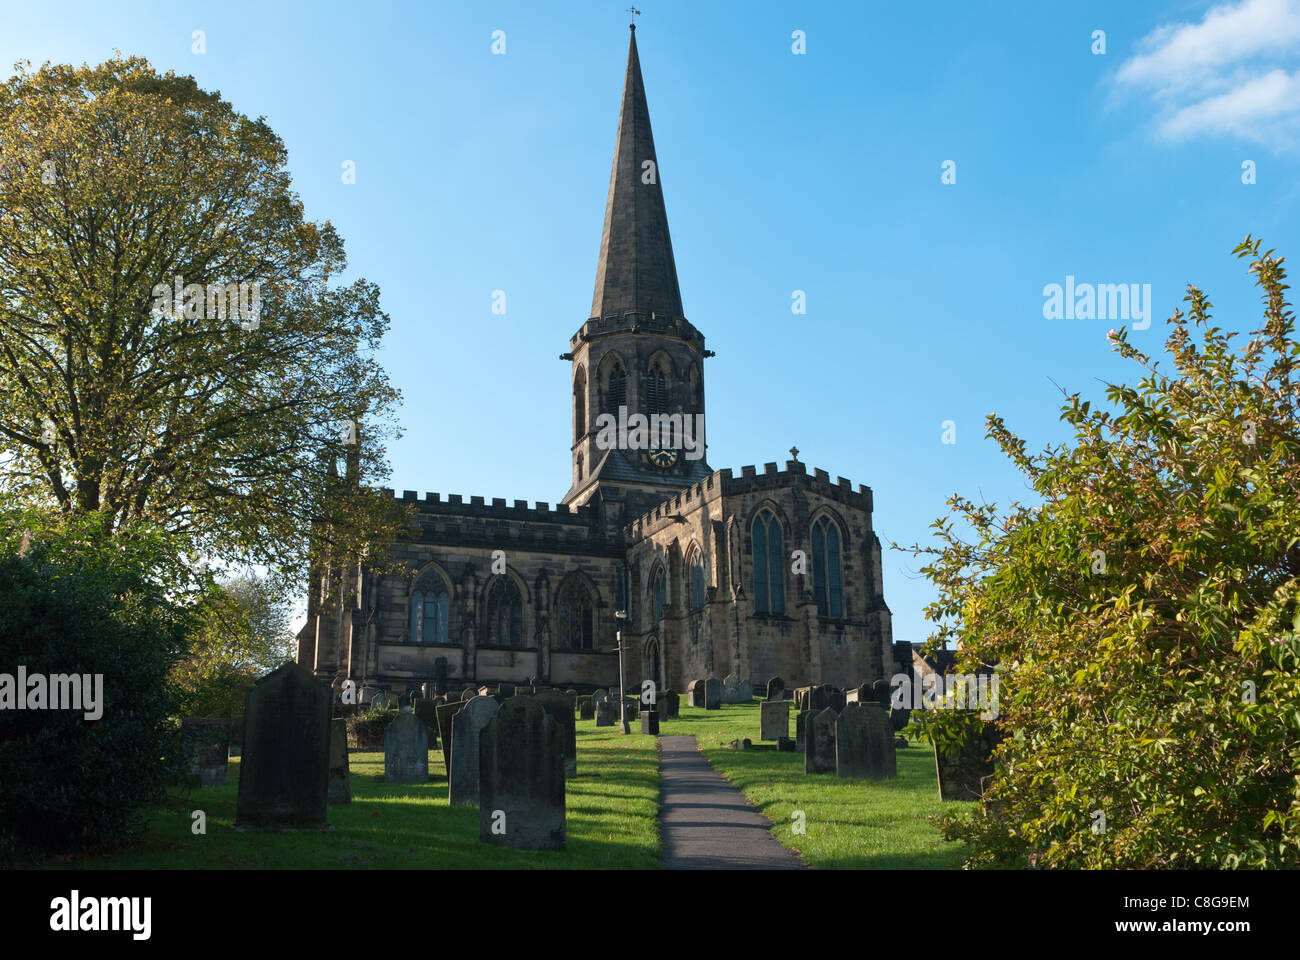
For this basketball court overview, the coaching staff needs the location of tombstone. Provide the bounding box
[460,687,477,702]
[834,702,894,780]
[795,709,811,753]
[793,686,812,711]
[807,686,828,712]
[449,696,501,805]
[659,690,680,719]
[805,707,838,775]
[328,718,351,804]
[704,677,722,710]
[935,721,1001,802]
[592,689,608,706]
[235,663,331,828]
[384,709,429,783]
[435,700,466,775]
[595,697,617,727]
[687,680,705,708]
[535,691,577,778]
[722,673,742,703]
[181,718,232,787]
[872,678,892,710]
[828,688,846,713]
[640,710,660,735]
[760,700,790,741]
[578,696,595,720]
[413,699,441,748]
[478,697,565,850]
[777,737,796,752]
[765,677,786,701]
[622,696,640,720]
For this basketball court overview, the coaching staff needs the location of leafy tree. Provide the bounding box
[172,573,295,718]
[0,55,409,596]
[905,238,1300,868]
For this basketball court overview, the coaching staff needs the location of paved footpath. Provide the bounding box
[658,734,806,870]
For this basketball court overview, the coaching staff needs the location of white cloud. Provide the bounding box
[1115,0,1300,147]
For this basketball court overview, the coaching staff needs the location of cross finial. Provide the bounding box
[789,446,800,462]
[627,7,641,28]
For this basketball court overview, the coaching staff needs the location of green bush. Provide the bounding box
[346,706,399,749]
[0,513,191,860]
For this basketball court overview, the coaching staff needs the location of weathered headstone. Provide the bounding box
[704,677,722,710]
[578,695,595,720]
[834,702,880,780]
[862,701,897,779]
[235,663,331,829]
[536,691,577,777]
[449,696,501,805]
[436,700,466,774]
[328,717,351,804]
[460,687,477,701]
[479,697,565,850]
[760,700,790,741]
[935,721,1000,801]
[595,697,617,727]
[795,709,811,753]
[805,707,838,774]
[181,717,231,787]
[385,709,429,783]
[659,690,679,718]
[640,710,659,735]
[765,676,786,701]
[687,680,704,708]
[413,698,441,748]
[592,689,608,706]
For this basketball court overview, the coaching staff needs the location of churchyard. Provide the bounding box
[59,684,968,871]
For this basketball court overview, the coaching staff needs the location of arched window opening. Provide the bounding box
[608,363,627,411]
[752,510,785,615]
[556,577,595,651]
[649,565,667,626]
[409,576,450,645]
[812,516,844,618]
[485,576,523,647]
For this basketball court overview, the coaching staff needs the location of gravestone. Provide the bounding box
[413,699,441,748]
[835,702,894,780]
[536,691,577,777]
[640,710,659,735]
[872,678,892,710]
[760,700,790,741]
[828,688,846,713]
[795,709,811,753]
[622,696,640,720]
[595,697,617,727]
[479,697,565,850]
[328,718,351,804]
[793,686,812,711]
[777,737,796,752]
[578,696,595,720]
[765,677,786,701]
[805,707,838,775]
[181,718,231,787]
[385,709,429,783]
[235,663,331,828]
[449,696,501,805]
[436,700,466,775]
[807,686,828,712]
[687,680,705,708]
[659,690,680,718]
[704,677,722,710]
[460,687,477,701]
[592,689,608,706]
[935,721,1001,801]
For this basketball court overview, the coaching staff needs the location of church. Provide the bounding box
[297,26,900,699]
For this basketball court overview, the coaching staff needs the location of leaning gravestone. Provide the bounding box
[436,700,466,775]
[479,697,565,850]
[660,690,680,718]
[805,707,838,775]
[181,718,232,787]
[536,691,577,777]
[328,718,351,804]
[595,697,617,727]
[765,676,785,701]
[935,721,1001,801]
[795,709,811,753]
[449,696,501,805]
[385,709,429,783]
[704,677,722,710]
[236,663,331,829]
[760,700,790,741]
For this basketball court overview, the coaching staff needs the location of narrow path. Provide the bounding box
[658,734,806,870]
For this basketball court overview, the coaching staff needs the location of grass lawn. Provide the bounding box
[65,722,660,869]
[658,701,971,869]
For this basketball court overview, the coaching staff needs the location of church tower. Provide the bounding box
[562,25,711,528]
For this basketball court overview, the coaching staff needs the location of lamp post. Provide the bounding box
[615,609,630,734]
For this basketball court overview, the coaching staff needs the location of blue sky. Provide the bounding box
[5,0,1299,646]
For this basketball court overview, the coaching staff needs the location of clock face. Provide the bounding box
[647,447,678,468]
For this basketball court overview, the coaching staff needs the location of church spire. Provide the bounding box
[590,25,684,321]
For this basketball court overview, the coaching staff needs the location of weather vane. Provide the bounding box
[627,7,641,26]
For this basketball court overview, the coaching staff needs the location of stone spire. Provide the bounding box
[590,25,684,321]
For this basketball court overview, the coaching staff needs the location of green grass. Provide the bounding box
[658,702,971,869]
[64,722,661,869]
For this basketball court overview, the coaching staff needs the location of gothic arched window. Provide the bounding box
[752,510,785,615]
[574,367,586,441]
[649,564,667,626]
[485,576,523,647]
[688,549,705,611]
[608,363,627,412]
[556,576,595,651]
[645,363,667,416]
[410,575,450,645]
[812,516,844,618]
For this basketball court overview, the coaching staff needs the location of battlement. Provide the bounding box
[624,460,873,537]
[381,488,593,525]
[571,311,705,350]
